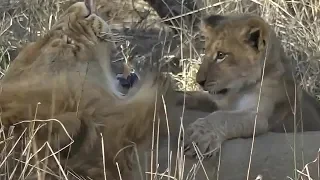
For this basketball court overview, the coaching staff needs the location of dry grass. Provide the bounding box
[0,0,319,179]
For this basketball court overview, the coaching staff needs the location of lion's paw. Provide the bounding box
[183,118,225,159]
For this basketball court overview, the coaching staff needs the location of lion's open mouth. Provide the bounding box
[212,88,229,95]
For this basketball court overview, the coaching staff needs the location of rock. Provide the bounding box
[133,108,320,180]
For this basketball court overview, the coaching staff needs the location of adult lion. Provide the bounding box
[183,14,320,158]
[0,0,174,179]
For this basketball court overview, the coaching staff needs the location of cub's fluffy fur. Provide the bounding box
[183,14,320,158]
[0,0,171,179]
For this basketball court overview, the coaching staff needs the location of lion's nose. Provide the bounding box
[198,80,206,88]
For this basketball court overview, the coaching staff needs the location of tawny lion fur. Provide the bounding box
[0,0,177,179]
[183,14,320,158]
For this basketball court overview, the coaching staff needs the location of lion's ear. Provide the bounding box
[247,27,264,51]
[84,0,96,13]
[201,15,225,36]
[241,17,268,51]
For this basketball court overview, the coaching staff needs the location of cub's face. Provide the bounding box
[196,14,269,97]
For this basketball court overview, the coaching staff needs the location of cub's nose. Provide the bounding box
[198,80,206,88]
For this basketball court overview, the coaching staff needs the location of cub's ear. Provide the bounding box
[240,16,269,51]
[201,14,225,36]
[84,0,96,14]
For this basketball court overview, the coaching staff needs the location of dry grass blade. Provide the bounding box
[0,0,320,180]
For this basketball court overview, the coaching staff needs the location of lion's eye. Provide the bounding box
[215,51,227,63]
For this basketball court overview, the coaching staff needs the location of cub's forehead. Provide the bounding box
[202,14,265,33]
[201,14,265,43]
[206,34,244,53]
[201,16,251,50]
[202,24,241,43]
[203,14,258,26]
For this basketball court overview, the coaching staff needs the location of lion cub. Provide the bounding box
[183,14,320,158]
[0,0,171,179]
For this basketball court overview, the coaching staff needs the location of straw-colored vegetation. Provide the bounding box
[0,0,319,179]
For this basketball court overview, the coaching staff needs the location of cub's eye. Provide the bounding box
[215,51,227,63]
